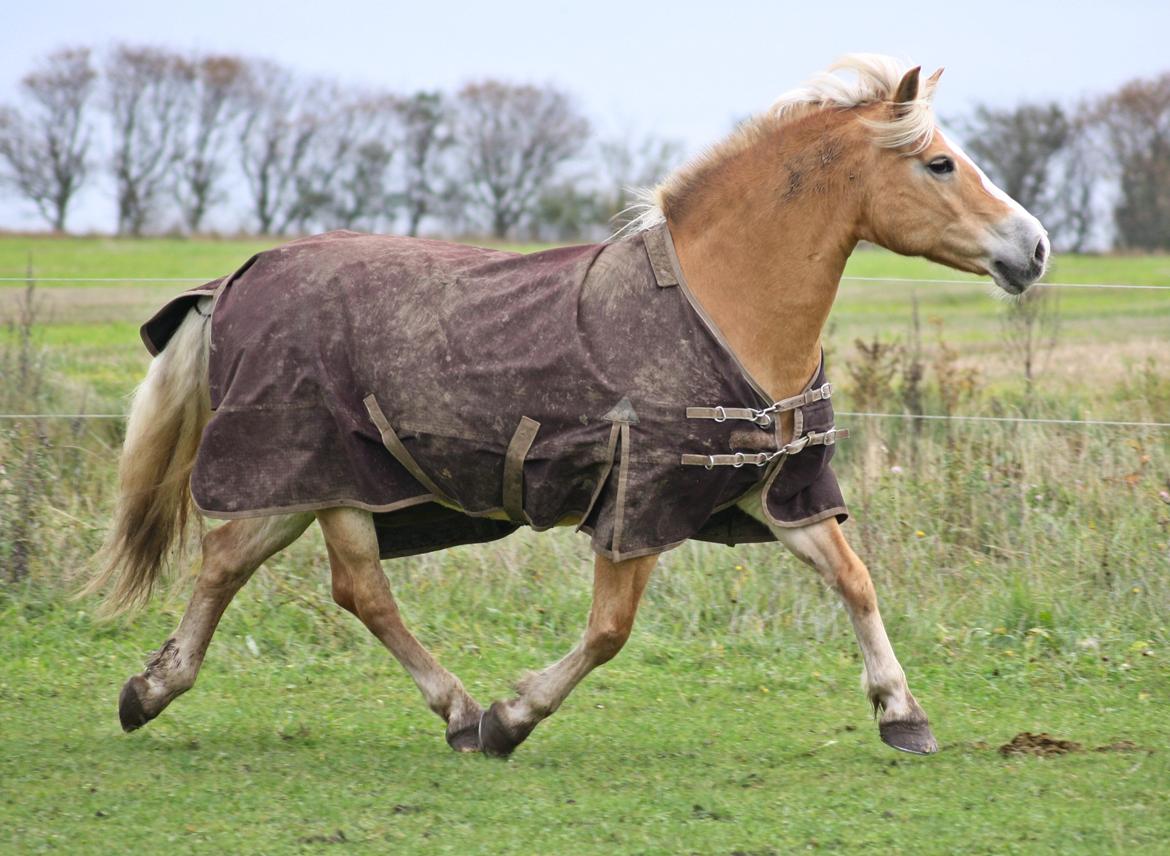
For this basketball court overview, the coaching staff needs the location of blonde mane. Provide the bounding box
[619,54,939,236]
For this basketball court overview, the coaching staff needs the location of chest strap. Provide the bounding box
[681,427,848,470]
[687,382,833,428]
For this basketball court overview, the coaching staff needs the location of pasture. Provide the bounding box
[1,234,1169,853]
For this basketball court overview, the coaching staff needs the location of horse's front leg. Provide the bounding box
[479,552,658,757]
[745,501,938,753]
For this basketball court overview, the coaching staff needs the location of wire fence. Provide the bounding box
[2,270,1166,430]
[3,275,1170,290]
[3,411,1169,430]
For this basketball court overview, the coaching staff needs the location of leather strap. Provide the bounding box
[687,382,833,426]
[364,394,453,501]
[681,427,849,469]
[642,225,679,288]
[502,416,541,523]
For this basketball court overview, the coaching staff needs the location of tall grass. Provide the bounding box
[3,284,1166,675]
[0,244,1165,669]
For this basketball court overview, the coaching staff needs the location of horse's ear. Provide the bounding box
[892,66,921,104]
[923,67,944,98]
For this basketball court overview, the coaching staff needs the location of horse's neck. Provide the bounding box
[667,120,861,400]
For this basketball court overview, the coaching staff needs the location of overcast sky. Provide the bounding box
[3,0,1168,231]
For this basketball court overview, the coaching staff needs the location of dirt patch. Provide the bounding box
[998,732,1082,757]
[1095,740,1141,753]
[997,732,1147,757]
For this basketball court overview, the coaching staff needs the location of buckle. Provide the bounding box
[753,411,773,428]
[823,428,836,446]
[732,452,745,468]
[712,406,727,423]
[819,382,832,400]
[784,435,810,456]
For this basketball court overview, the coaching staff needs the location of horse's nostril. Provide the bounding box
[1033,238,1048,265]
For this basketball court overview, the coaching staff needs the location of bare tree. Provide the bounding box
[396,91,450,236]
[957,103,1072,218]
[451,81,589,238]
[1096,72,1170,251]
[0,48,96,232]
[325,96,399,230]
[175,54,249,233]
[598,132,684,230]
[105,45,192,235]
[237,61,322,235]
[1046,109,1102,252]
[533,181,604,241]
[284,92,398,233]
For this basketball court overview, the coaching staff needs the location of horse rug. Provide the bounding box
[142,223,848,561]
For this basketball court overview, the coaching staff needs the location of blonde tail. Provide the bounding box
[85,301,212,612]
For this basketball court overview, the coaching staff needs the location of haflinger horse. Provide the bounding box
[89,55,1047,758]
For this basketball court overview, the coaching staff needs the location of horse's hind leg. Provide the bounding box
[119,513,314,731]
[479,551,658,757]
[315,507,484,752]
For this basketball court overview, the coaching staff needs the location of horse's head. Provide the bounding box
[852,62,1049,294]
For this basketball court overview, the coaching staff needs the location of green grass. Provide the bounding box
[1,234,1169,853]
[2,232,1169,285]
[2,577,1168,855]
[2,234,1168,408]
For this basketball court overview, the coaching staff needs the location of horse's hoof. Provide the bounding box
[118,675,154,732]
[478,701,534,758]
[879,718,939,755]
[445,716,482,753]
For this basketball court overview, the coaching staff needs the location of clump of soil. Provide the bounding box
[1095,740,1140,753]
[998,732,1082,757]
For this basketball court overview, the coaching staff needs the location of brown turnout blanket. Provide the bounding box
[142,224,847,561]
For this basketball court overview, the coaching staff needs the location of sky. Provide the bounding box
[2,0,1168,231]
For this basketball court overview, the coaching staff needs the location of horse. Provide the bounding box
[88,55,1048,758]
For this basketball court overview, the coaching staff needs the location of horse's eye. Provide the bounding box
[928,156,955,176]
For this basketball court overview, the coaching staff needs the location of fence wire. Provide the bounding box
[3,275,1170,290]
[2,269,1166,430]
[3,411,1169,430]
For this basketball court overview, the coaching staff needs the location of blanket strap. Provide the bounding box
[642,226,680,287]
[503,416,541,523]
[363,394,454,501]
[687,383,832,428]
[681,427,849,470]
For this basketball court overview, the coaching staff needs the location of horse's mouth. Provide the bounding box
[992,259,1042,295]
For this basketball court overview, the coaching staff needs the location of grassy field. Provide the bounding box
[1,234,1169,853]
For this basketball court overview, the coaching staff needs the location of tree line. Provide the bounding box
[1,44,1167,249]
[0,45,680,240]
[956,73,1170,252]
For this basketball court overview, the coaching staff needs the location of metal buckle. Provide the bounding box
[753,411,773,428]
[819,382,833,400]
[713,406,727,423]
[823,428,836,446]
[785,435,810,456]
[703,455,715,470]
[732,452,745,468]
